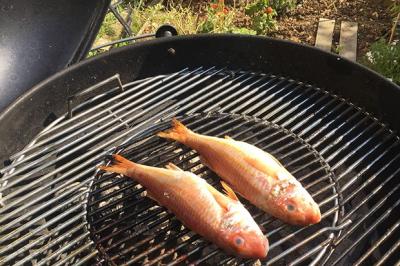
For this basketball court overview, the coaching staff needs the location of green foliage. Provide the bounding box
[199,1,256,35]
[390,0,400,15]
[270,0,297,14]
[231,27,257,35]
[245,0,277,34]
[98,12,118,38]
[363,39,400,84]
[199,1,237,33]
[131,4,200,35]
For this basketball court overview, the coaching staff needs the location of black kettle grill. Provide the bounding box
[0,1,400,265]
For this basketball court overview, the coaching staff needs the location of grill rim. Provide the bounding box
[1,34,399,165]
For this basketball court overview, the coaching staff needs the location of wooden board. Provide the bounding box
[315,18,335,52]
[339,21,358,61]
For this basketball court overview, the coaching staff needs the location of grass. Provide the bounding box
[131,4,201,35]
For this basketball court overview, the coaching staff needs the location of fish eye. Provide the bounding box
[287,204,296,211]
[235,236,244,246]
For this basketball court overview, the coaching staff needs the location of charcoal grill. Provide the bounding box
[0,35,400,265]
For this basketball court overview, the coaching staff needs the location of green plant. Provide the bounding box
[131,4,200,35]
[98,12,118,38]
[245,0,277,34]
[270,0,297,14]
[199,0,237,33]
[363,39,400,84]
[390,0,400,15]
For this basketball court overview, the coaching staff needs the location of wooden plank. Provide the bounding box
[315,18,335,52]
[339,21,358,61]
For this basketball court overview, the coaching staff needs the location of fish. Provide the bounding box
[157,119,321,226]
[99,154,269,259]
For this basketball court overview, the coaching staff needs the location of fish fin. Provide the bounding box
[157,118,191,142]
[220,181,239,201]
[205,183,230,211]
[224,135,233,140]
[98,154,135,176]
[165,163,184,172]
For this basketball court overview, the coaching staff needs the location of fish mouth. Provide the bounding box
[240,236,269,259]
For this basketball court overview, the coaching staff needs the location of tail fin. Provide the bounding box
[157,118,191,142]
[98,154,136,176]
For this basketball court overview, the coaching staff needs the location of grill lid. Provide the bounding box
[0,68,399,265]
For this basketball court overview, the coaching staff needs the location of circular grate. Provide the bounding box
[88,113,341,265]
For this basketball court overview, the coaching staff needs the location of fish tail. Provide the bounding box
[98,154,136,176]
[157,118,191,142]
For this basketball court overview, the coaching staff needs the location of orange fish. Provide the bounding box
[99,154,268,258]
[157,119,321,226]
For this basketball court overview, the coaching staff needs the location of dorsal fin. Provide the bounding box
[205,183,230,211]
[220,181,239,201]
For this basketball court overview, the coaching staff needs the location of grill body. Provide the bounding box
[0,35,399,265]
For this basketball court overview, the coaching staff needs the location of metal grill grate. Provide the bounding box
[1,68,399,265]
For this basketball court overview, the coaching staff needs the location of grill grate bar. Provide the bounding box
[2,67,219,179]
[340,140,400,192]
[267,221,351,265]
[203,74,274,113]
[32,71,185,137]
[332,195,400,265]
[218,77,281,112]
[266,90,329,127]
[13,222,87,266]
[0,188,87,243]
[108,216,177,258]
[146,235,202,266]
[329,128,391,173]
[341,151,400,206]
[72,251,99,266]
[8,74,169,161]
[375,238,400,266]
[299,107,369,147]
[1,67,233,205]
[0,204,84,257]
[353,220,400,266]
[186,71,265,114]
[276,95,340,133]
[289,239,332,266]
[51,241,94,266]
[0,176,92,231]
[97,207,167,244]
[255,83,316,119]
[229,79,294,115]
[339,167,400,235]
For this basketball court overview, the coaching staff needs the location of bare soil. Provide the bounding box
[269,0,393,60]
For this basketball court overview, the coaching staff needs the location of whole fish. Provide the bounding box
[99,154,268,259]
[157,119,321,226]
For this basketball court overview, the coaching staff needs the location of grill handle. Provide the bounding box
[67,74,123,118]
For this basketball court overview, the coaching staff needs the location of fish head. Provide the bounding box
[221,203,269,259]
[269,175,321,225]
